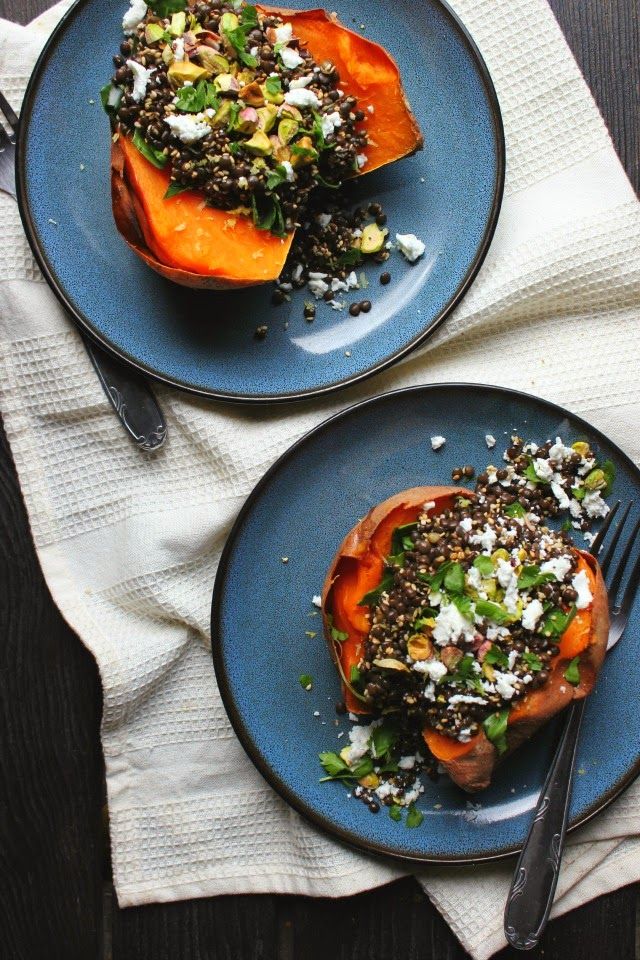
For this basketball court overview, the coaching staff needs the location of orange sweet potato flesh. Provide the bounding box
[322,486,609,792]
[111,7,422,288]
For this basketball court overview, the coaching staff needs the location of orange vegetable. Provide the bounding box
[110,6,423,289]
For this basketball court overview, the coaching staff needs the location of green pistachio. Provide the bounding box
[261,82,284,105]
[145,23,165,44]
[243,130,273,156]
[277,118,299,144]
[572,441,591,457]
[162,44,174,66]
[211,99,233,127]
[168,60,209,88]
[360,222,388,254]
[169,11,186,36]
[213,73,239,93]
[220,11,239,32]
[197,49,230,75]
[256,104,278,132]
[584,468,606,491]
[279,104,303,121]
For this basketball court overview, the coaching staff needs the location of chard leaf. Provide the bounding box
[132,130,167,168]
[358,572,395,607]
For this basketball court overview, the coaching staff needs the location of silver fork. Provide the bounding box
[0,91,167,452]
[505,501,640,949]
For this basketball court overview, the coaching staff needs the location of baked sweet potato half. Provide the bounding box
[109,4,423,289]
[322,484,609,793]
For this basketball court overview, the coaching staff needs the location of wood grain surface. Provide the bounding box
[0,0,638,958]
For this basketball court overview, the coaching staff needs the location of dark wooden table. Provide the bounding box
[1,1,638,958]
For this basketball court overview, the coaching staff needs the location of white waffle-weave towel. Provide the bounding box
[0,1,639,957]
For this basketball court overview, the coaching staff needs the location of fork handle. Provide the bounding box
[504,698,585,950]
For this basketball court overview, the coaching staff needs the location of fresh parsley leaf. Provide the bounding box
[505,501,527,518]
[311,109,327,151]
[473,555,494,577]
[330,625,348,644]
[389,804,403,822]
[573,486,586,502]
[419,560,453,591]
[175,82,205,113]
[451,593,474,620]
[319,751,349,777]
[163,181,191,199]
[600,459,616,496]
[299,674,313,690]
[522,651,543,671]
[561,518,572,532]
[358,572,395,607]
[350,665,362,687]
[239,3,259,27]
[338,247,363,267]
[251,193,286,237]
[540,605,576,639]
[517,565,556,591]
[451,654,476,685]
[290,143,317,159]
[266,164,289,192]
[371,723,398,761]
[265,75,282,98]
[475,599,511,624]
[524,462,544,485]
[483,708,510,754]
[390,522,418,556]
[350,756,374,779]
[224,26,258,67]
[148,0,186,16]
[385,550,405,568]
[131,130,167,169]
[406,804,424,828]
[484,645,509,669]
[444,561,465,595]
[564,656,581,685]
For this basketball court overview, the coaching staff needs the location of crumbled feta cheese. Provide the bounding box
[448,694,487,706]
[281,160,295,182]
[522,598,544,630]
[316,212,332,228]
[507,649,519,670]
[312,594,321,608]
[430,435,446,450]
[578,457,596,476]
[164,113,210,144]
[280,46,304,70]
[494,671,520,700]
[375,780,397,800]
[548,438,574,462]
[367,104,375,114]
[412,659,448,682]
[127,60,155,103]
[495,559,518,613]
[347,719,380,762]
[583,491,609,518]
[274,22,293,43]
[308,278,329,298]
[540,555,573,582]
[551,481,571,509]
[283,87,320,108]
[486,467,498,485]
[433,603,475,646]
[523,442,539,455]
[485,434,496,448]
[122,0,147,34]
[173,37,186,61]
[292,264,304,283]
[396,233,425,262]
[569,498,583,518]
[572,569,593,609]
[486,624,510,641]
[458,728,473,743]
[402,783,424,805]
[346,271,359,289]
[356,153,368,169]
[459,517,473,533]
[466,565,483,592]
[424,681,436,701]
[398,755,416,770]
[583,531,596,546]
[320,111,342,138]
[533,458,554,481]
[288,74,313,89]
[470,523,497,554]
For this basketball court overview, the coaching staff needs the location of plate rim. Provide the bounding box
[16,0,506,405]
[211,381,640,864]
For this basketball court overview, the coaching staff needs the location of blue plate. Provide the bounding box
[17,0,504,403]
[212,384,640,862]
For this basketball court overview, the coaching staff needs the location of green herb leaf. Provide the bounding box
[524,462,544,485]
[371,723,398,760]
[484,645,509,669]
[358,572,395,607]
[444,561,465,595]
[132,130,168,169]
[390,522,418,557]
[224,26,258,67]
[540,605,577,639]
[419,560,453,592]
[299,674,313,690]
[266,164,289,192]
[517,565,556,591]
[314,172,341,189]
[451,593,474,620]
[350,665,362,687]
[319,751,349,777]
[389,804,403,822]
[475,599,511,624]
[473,555,494,577]
[175,81,206,113]
[450,654,477,686]
[163,181,191,199]
[385,550,405,568]
[522,651,543,671]
[573,486,586,502]
[564,656,581,685]
[505,501,527,518]
[483,708,510,755]
[239,3,259,27]
[251,193,286,237]
[561,518,572,532]
[338,247,363,267]
[148,0,186,16]
[290,143,317,159]
[600,459,616,496]
[330,625,348,644]
[406,804,424,828]
[350,756,374,779]
[265,75,282,98]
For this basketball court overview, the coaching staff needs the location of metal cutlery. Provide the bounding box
[0,90,167,452]
[505,501,640,949]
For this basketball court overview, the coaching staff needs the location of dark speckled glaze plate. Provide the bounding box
[211,384,640,863]
[17,0,503,403]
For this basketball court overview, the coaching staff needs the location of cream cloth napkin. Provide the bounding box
[1,1,639,957]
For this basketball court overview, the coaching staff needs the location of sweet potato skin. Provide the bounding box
[322,484,609,792]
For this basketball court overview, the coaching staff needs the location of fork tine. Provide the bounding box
[607,512,640,601]
[597,502,631,577]
[0,123,10,149]
[590,500,621,557]
[0,91,19,134]
[617,535,640,618]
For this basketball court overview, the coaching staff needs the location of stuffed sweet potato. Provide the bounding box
[107,1,422,288]
[321,452,610,795]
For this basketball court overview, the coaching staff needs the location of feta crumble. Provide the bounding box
[572,569,593,609]
[164,113,210,144]
[430,435,446,450]
[280,46,304,70]
[283,88,321,108]
[396,233,426,262]
[485,434,496,448]
[122,0,147,34]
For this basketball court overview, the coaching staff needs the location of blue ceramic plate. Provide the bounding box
[17,0,504,403]
[212,384,640,862]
